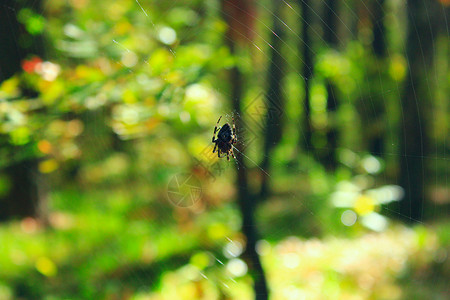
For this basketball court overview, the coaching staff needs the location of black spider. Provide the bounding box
[212,115,237,161]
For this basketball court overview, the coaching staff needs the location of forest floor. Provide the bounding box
[0,186,448,300]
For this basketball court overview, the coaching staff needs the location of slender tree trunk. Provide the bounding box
[356,0,387,157]
[299,0,313,151]
[0,5,21,81]
[231,62,268,300]
[322,0,339,171]
[323,0,339,48]
[372,0,386,58]
[398,0,440,222]
[0,158,48,221]
[260,0,285,199]
[369,0,386,156]
[221,1,269,299]
[0,0,48,221]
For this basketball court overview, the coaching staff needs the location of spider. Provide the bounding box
[212,115,237,161]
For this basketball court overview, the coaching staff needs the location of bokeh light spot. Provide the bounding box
[158,26,177,45]
[341,210,357,226]
[35,257,57,277]
[226,258,248,277]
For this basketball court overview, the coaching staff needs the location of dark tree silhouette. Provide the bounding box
[322,0,340,171]
[398,0,441,222]
[0,0,48,221]
[298,0,314,151]
[260,0,285,199]
[371,0,386,58]
[368,0,387,156]
[221,1,269,299]
[356,0,388,157]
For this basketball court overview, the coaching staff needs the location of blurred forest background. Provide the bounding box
[0,0,449,299]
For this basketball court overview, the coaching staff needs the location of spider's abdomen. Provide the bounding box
[218,123,232,142]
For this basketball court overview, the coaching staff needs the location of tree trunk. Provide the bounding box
[231,63,269,300]
[0,0,48,221]
[0,0,46,82]
[369,0,386,156]
[372,0,386,58]
[299,0,313,151]
[0,159,48,221]
[356,0,387,157]
[221,1,269,299]
[398,0,440,222]
[260,0,285,199]
[322,0,339,171]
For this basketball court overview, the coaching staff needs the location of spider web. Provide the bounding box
[3,0,448,298]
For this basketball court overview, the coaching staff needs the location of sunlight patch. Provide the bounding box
[158,26,177,45]
[226,258,247,277]
[341,210,357,226]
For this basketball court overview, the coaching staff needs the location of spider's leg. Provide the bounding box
[231,148,236,160]
[219,150,227,158]
[227,152,230,161]
[213,143,217,153]
[232,115,237,144]
[218,149,221,158]
[212,116,222,142]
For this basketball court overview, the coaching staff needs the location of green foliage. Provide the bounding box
[0,0,448,299]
